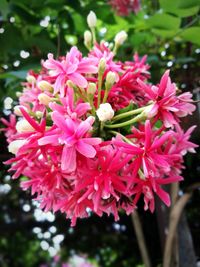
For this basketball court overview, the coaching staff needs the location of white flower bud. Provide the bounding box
[4,97,13,110]
[96,103,114,122]
[16,91,22,97]
[26,75,36,84]
[16,119,35,133]
[14,105,28,116]
[35,111,43,118]
[106,71,116,87]
[142,104,157,118]
[87,11,97,28]
[37,80,53,91]
[87,83,96,95]
[84,30,92,48]
[38,93,52,106]
[8,139,26,154]
[114,31,127,45]
[98,58,106,73]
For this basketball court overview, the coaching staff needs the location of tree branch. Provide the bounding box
[131,211,151,267]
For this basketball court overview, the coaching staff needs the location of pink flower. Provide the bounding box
[114,120,174,181]
[56,191,94,227]
[89,42,122,73]
[131,174,183,212]
[1,114,17,143]
[137,70,196,127]
[75,146,132,212]
[43,47,98,96]
[57,145,134,225]
[169,124,198,156]
[137,70,178,127]
[109,0,141,16]
[107,53,150,111]
[4,108,48,178]
[176,92,196,117]
[124,53,150,75]
[38,112,101,172]
[49,87,91,119]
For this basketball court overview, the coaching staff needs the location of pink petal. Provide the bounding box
[150,131,173,150]
[83,137,102,145]
[137,78,157,99]
[156,176,183,184]
[78,59,98,73]
[75,121,91,139]
[54,74,66,94]
[20,107,41,132]
[61,145,76,172]
[52,112,72,134]
[69,72,88,88]
[38,134,59,145]
[158,70,170,97]
[76,140,97,158]
[75,103,91,117]
[144,120,151,149]
[156,186,170,207]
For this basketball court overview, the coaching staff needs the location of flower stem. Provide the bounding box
[97,73,103,107]
[113,43,119,56]
[105,113,145,129]
[102,85,109,104]
[112,106,147,121]
[108,130,133,144]
[87,96,96,115]
[91,27,96,44]
[100,121,104,132]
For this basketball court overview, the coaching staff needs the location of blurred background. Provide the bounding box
[0,0,200,266]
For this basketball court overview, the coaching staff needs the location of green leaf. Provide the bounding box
[175,57,196,64]
[180,27,200,45]
[160,0,199,17]
[147,13,181,30]
[64,34,78,45]
[0,0,10,19]
[130,32,156,47]
[0,70,27,80]
[152,29,177,38]
[115,102,135,116]
[10,4,39,24]
[177,0,200,9]
[71,12,86,34]
[0,25,23,59]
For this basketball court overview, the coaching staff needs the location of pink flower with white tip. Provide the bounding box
[43,46,98,96]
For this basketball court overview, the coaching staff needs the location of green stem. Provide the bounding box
[102,85,109,104]
[76,87,88,103]
[113,43,119,56]
[105,113,145,129]
[100,121,104,132]
[97,73,103,107]
[112,106,148,122]
[108,130,133,144]
[91,27,96,44]
[87,95,96,115]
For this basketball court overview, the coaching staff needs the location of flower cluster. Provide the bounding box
[108,0,141,16]
[2,12,197,226]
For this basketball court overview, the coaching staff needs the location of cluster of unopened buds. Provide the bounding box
[1,11,198,226]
